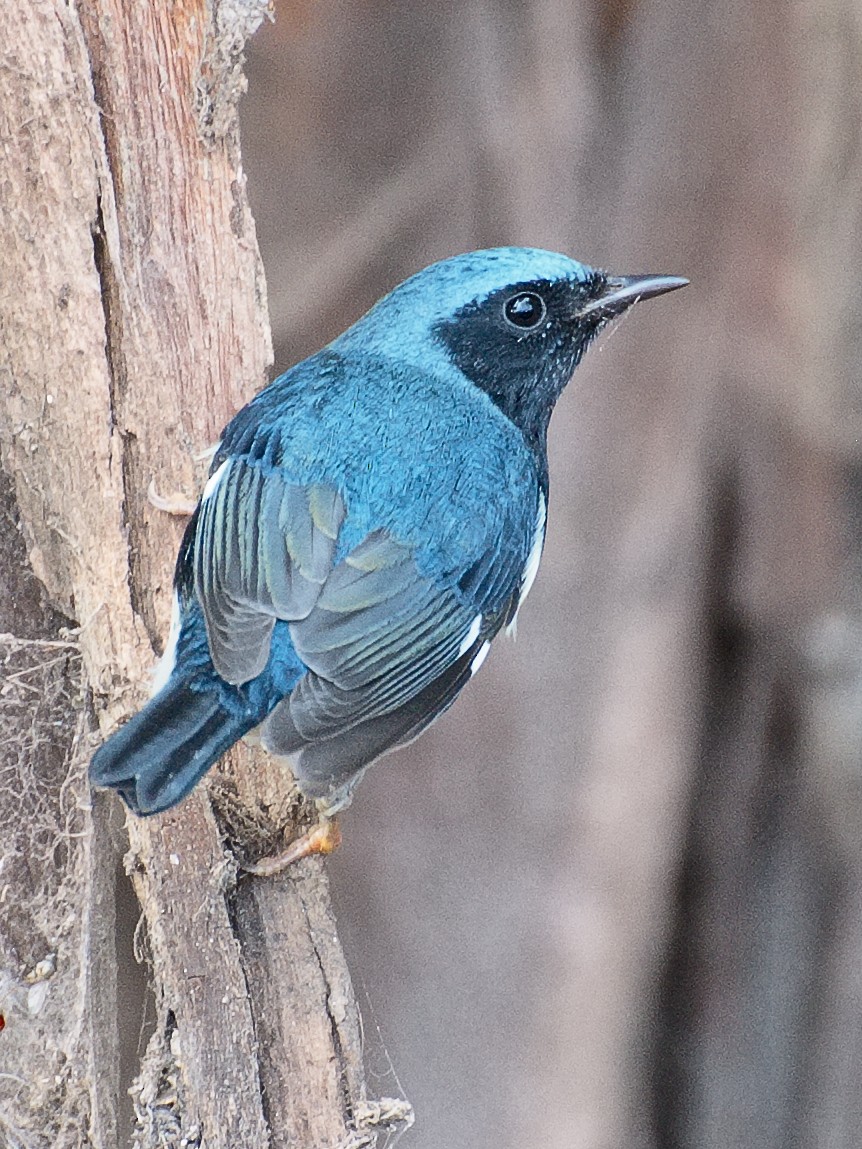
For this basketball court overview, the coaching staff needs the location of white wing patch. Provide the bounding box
[470,641,491,677]
[506,492,547,637]
[201,458,230,502]
[151,590,182,696]
[458,613,483,656]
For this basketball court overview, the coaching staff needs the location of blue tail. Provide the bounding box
[89,676,261,815]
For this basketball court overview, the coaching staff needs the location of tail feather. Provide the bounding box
[90,677,260,815]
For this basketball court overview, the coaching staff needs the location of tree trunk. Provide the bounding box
[0,4,400,1146]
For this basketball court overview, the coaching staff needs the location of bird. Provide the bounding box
[90,247,686,869]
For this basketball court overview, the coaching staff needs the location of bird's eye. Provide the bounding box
[503,291,547,330]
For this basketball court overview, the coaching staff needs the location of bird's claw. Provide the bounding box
[243,816,342,877]
[147,478,197,517]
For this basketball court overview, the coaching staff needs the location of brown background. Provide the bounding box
[236,3,862,1147]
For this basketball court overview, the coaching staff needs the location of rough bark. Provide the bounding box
[0,3,396,1146]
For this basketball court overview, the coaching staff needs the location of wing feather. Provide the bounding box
[261,528,522,797]
[192,457,345,684]
[192,446,536,803]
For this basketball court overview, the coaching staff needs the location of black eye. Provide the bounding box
[503,291,547,330]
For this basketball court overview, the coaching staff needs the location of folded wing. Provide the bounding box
[192,454,526,805]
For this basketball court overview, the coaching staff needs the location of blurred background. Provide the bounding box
[240,4,862,1147]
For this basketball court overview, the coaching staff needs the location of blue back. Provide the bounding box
[220,347,543,606]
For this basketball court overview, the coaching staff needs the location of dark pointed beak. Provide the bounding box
[581,273,689,319]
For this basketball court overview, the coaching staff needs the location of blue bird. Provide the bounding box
[90,247,686,865]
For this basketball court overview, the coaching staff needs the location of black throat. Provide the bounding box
[433,276,605,485]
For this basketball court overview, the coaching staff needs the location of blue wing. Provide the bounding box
[191,447,531,809]
[193,457,345,684]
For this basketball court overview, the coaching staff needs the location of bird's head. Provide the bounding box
[332,247,687,458]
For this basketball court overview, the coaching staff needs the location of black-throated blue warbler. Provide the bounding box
[90,247,686,866]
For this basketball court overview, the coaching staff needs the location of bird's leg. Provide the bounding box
[243,814,342,877]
